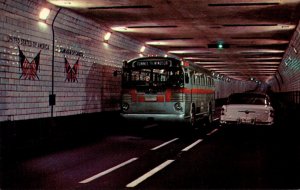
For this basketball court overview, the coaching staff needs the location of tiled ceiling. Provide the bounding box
[47,0,300,82]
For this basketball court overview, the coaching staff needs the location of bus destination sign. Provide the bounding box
[134,60,171,67]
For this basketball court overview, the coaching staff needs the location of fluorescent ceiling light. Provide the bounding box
[140,46,146,53]
[104,32,111,41]
[39,8,50,20]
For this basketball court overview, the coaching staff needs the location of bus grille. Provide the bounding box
[171,93,183,102]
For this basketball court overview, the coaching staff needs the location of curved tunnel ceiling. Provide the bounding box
[47,0,300,82]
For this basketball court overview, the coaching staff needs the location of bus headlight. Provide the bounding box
[121,103,129,111]
[174,102,183,111]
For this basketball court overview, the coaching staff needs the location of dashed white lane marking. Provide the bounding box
[126,160,175,188]
[79,157,138,184]
[151,138,179,150]
[181,139,203,151]
[206,128,219,136]
[143,124,158,129]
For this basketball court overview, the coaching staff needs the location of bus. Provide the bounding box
[117,56,215,127]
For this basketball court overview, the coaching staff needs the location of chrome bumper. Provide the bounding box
[120,113,186,123]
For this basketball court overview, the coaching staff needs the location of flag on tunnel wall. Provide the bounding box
[18,46,41,80]
[64,57,79,82]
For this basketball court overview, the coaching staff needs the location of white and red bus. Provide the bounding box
[119,56,215,127]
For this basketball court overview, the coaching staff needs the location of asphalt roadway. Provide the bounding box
[1,113,300,189]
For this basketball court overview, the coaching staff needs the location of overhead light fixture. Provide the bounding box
[88,5,153,9]
[208,41,229,49]
[104,32,111,42]
[223,24,277,27]
[140,46,146,53]
[218,43,223,49]
[39,8,50,20]
[127,25,177,29]
[208,2,280,6]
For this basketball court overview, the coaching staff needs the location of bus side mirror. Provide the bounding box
[185,73,189,83]
[113,70,121,76]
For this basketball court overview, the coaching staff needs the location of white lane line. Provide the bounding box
[151,138,179,150]
[206,128,219,136]
[181,139,203,152]
[144,124,158,129]
[79,157,138,184]
[126,160,175,188]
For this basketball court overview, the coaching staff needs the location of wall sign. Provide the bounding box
[9,36,84,57]
[58,47,84,57]
[10,36,49,50]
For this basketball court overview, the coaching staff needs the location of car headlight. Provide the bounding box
[221,106,225,115]
[174,102,183,111]
[121,103,129,111]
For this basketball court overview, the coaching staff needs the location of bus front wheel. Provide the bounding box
[189,104,196,128]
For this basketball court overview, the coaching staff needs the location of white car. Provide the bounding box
[220,92,275,126]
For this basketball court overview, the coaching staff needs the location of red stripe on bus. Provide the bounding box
[138,96,145,102]
[157,95,164,102]
[130,89,137,102]
[127,88,214,102]
[183,88,214,94]
[165,89,171,102]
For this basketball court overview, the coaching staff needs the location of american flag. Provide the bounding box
[64,57,79,82]
[18,46,40,80]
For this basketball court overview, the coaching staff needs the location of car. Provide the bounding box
[220,92,275,126]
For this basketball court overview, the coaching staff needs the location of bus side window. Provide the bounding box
[185,73,189,84]
[200,75,204,86]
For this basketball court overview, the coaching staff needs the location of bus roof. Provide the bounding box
[126,56,180,63]
[124,56,213,77]
[188,61,213,77]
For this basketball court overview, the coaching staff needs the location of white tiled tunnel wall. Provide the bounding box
[0,0,258,122]
[268,21,300,92]
[0,0,163,121]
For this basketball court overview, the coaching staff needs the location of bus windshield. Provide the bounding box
[122,67,184,90]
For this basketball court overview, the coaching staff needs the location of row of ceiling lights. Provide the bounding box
[39,7,231,82]
[39,8,168,57]
[40,7,227,57]
[41,7,234,83]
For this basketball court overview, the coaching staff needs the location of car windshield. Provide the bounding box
[227,93,268,105]
[122,67,184,89]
